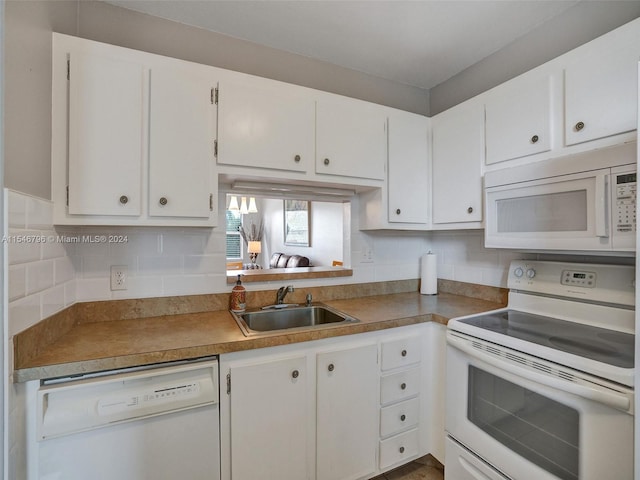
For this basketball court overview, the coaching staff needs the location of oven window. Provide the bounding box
[496,189,587,233]
[468,366,579,480]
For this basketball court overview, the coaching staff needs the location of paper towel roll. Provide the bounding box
[420,252,437,295]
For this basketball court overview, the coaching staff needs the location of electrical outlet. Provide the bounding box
[361,247,374,263]
[110,265,127,291]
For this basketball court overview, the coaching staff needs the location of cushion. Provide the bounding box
[269,252,311,268]
[276,254,291,268]
[286,255,310,268]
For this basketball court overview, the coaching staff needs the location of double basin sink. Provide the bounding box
[231,303,359,336]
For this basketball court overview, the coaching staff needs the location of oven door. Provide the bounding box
[445,332,633,480]
[485,168,612,251]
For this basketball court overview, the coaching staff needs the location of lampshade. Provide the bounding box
[247,241,262,254]
[248,197,258,213]
[228,195,239,211]
[239,197,249,215]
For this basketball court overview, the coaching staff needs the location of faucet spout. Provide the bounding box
[276,285,295,304]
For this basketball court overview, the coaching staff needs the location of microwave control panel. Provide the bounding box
[614,172,636,234]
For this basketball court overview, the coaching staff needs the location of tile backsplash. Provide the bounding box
[5,189,524,340]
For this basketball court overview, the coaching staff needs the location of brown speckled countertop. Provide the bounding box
[13,279,507,382]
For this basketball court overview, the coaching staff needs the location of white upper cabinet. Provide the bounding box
[316,97,387,180]
[431,101,484,225]
[148,66,217,219]
[67,51,144,217]
[564,22,640,146]
[53,34,218,226]
[387,112,430,224]
[216,75,315,173]
[485,72,553,165]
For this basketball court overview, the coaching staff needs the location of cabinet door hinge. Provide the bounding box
[214,139,218,158]
[67,59,70,81]
[66,185,69,206]
[226,373,231,394]
[209,193,214,212]
[212,87,219,105]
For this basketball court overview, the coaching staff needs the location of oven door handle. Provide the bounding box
[449,335,631,412]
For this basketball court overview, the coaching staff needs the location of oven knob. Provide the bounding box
[526,268,536,279]
[514,267,524,278]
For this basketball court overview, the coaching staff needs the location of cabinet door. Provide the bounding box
[565,32,640,146]
[68,51,143,216]
[148,67,216,220]
[229,356,310,480]
[217,76,314,172]
[485,73,552,164]
[432,102,483,224]
[316,98,386,180]
[316,344,378,480]
[387,112,429,224]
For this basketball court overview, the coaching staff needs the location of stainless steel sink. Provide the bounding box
[231,303,359,336]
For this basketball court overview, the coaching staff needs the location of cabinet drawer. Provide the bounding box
[380,368,420,405]
[379,428,419,470]
[380,397,419,438]
[381,336,421,371]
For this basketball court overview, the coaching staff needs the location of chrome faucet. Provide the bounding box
[276,285,294,304]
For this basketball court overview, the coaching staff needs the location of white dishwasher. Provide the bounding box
[27,358,220,480]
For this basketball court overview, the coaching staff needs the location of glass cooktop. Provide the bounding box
[458,310,634,368]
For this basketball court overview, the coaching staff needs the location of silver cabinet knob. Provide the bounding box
[119,195,129,205]
[324,158,330,166]
[292,370,299,379]
[328,364,335,372]
[575,121,585,131]
[159,197,168,206]
[294,154,301,163]
[531,135,539,143]
[467,207,473,214]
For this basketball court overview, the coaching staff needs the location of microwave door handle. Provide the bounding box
[449,336,631,411]
[595,174,609,238]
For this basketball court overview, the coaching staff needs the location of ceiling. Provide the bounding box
[104,0,581,91]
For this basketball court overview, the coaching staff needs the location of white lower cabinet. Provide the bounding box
[219,324,436,480]
[378,333,425,473]
[379,429,420,470]
[317,344,379,480]
[227,355,310,480]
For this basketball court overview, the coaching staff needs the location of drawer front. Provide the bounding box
[380,368,420,405]
[379,428,419,470]
[381,336,421,371]
[380,397,419,438]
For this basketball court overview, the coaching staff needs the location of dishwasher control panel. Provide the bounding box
[97,381,201,416]
[37,359,218,440]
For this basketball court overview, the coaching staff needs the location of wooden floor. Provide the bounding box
[372,455,444,480]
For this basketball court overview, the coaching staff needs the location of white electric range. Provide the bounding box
[445,260,635,480]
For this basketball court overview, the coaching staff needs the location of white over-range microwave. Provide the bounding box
[484,143,637,252]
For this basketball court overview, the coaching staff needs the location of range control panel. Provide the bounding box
[615,172,636,234]
[561,270,596,288]
[507,260,634,307]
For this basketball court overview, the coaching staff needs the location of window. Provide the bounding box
[226,210,242,260]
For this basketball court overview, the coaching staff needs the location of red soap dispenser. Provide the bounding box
[230,274,246,313]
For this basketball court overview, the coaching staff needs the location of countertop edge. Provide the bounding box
[14,313,437,382]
